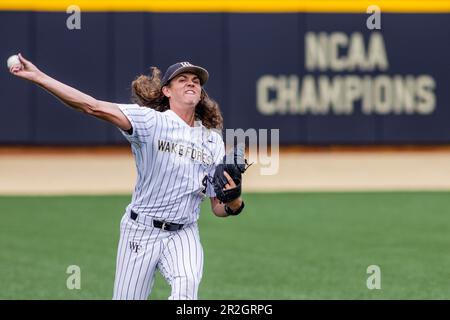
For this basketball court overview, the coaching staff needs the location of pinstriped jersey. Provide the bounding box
[117,104,225,224]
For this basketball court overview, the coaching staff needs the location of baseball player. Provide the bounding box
[10,54,246,300]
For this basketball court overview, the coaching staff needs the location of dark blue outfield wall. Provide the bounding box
[1,11,449,145]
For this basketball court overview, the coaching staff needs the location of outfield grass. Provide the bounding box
[0,192,450,299]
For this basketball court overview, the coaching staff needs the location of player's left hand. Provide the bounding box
[212,144,249,204]
[222,171,243,210]
[223,171,237,190]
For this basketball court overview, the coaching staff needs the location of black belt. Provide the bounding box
[130,210,184,231]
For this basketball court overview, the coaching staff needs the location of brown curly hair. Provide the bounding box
[131,67,223,129]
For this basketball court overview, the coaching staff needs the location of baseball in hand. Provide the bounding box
[7,54,22,70]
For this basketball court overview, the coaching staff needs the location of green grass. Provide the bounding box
[1,192,450,299]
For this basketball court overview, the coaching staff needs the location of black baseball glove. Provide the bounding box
[213,144,250,203]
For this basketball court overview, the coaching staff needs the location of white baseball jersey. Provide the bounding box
[117,103,225,224]
[113,103,225,300]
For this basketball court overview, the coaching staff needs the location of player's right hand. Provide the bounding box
[9,53,43,83]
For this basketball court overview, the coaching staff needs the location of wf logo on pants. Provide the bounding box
[129,241,142,253]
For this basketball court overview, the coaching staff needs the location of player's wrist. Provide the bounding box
[225,199,244,216]
[226,197,242,211]
[33,70,47,85]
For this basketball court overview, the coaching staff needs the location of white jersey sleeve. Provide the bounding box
[206,132,226,198]
[117,103,156,144]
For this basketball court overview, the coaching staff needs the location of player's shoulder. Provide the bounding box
[117,104,159,125]
[117,103,155,115]
[206,129,225,160]
[208,129,224,143]
[206,129,225,155]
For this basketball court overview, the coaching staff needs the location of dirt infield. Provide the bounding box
[1,147,450,195]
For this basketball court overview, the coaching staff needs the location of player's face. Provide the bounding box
[165,73,202,107]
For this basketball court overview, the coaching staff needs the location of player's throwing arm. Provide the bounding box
[8,53,131,131]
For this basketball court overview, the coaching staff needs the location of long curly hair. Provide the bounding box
[131,67,223,129]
